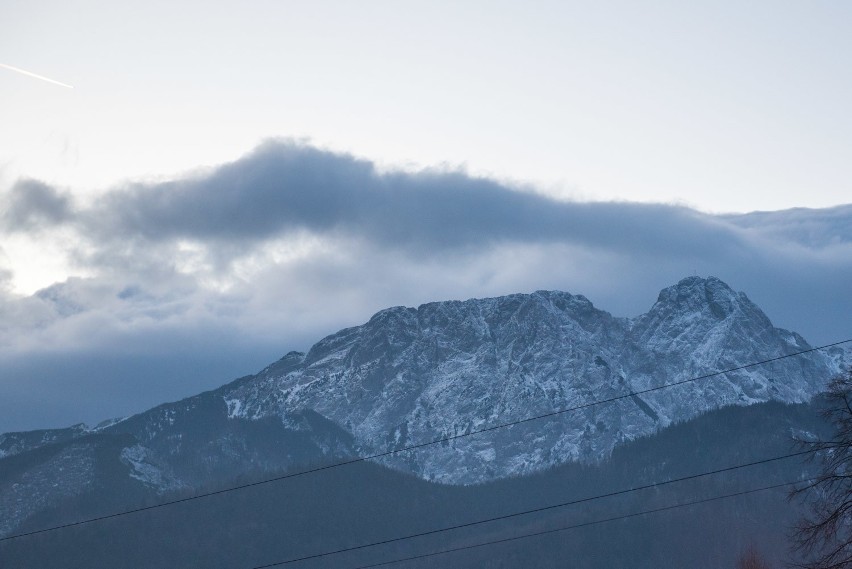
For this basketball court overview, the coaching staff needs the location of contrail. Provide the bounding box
[0,63,74,89]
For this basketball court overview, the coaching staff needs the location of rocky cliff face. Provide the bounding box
[223,276,838,483]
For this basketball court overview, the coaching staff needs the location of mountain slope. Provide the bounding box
[0,393,356,538]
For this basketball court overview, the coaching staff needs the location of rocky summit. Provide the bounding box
[223,276,839,483]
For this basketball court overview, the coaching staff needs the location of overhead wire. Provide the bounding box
[246,449,814,569]
[349,478,810,569]
[2,338,847,543]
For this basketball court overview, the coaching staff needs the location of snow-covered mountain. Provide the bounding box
[223,276,839,483]
[0,276,843,537]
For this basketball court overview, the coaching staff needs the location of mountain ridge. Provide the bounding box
[220,276,838,483]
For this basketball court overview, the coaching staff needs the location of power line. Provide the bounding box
[350,478,809,569]
[246,449,813,569]
[2,338,847,543]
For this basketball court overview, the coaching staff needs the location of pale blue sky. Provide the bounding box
[3,1,851,212]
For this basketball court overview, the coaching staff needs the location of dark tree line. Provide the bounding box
[793,370,852,569]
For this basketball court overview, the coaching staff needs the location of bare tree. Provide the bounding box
[792,371,852,569]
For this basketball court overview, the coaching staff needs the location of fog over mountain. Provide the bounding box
[0,141,850,432]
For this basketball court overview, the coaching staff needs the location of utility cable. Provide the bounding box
[2,338,847,543]
[245,449,813,569]
[350,478,810,569]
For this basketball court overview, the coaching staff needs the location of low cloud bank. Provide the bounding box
[1,140,850,432]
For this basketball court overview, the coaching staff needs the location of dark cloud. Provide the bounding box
[2,140,745,260]
[0,139,850,433]
[0,329,284,433]
[1,178,73,231]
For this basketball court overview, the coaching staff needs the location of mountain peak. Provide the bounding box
[654,276,743,320]
[666,275,733,295]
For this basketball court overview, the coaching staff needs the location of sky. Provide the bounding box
[1,1,851,433]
